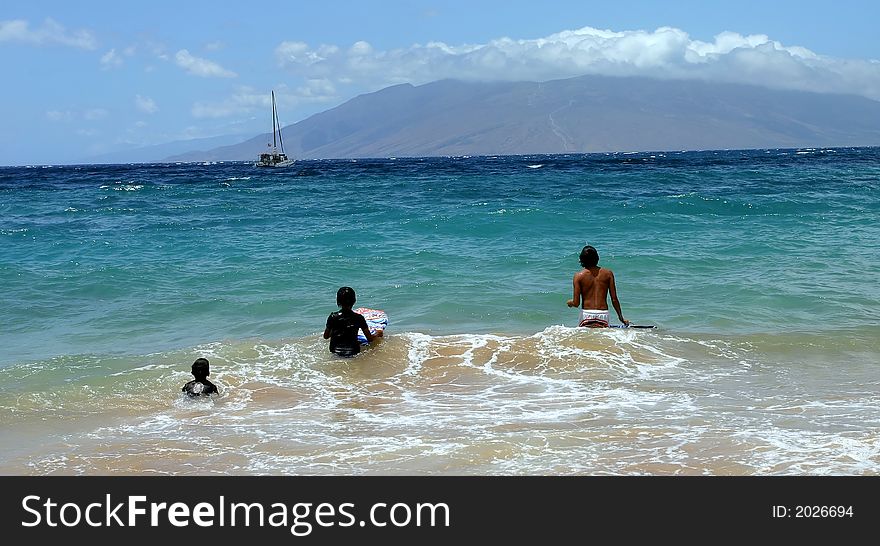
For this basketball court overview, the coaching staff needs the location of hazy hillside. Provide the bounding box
[80,133,251,164]
[166,75,880,161]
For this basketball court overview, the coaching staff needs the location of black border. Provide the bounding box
[1,476,876,543]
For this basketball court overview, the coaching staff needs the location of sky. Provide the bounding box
[2,0,880,165]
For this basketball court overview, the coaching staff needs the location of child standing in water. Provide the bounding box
[182,357,219,396]
[567,245,629,328]
[324,287,382,357]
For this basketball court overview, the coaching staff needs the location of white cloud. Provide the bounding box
[0,18,97,50]
[296,78,337,98]
[191,87,268,118]
[275,25,880,101]
[46,110,74,122]
[150,42,170,61]
[191,84,335,119]
[100,48,123,69]
[275,41,339,66]
[135,95,158,114]
[204,41,223,51]
[174,49,236,78]
[83,108,109,120]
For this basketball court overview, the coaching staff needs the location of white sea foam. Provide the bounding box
[5,328,879,475]
[100,183,143,191]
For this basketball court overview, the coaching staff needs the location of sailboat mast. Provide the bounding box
[271,90,277,151]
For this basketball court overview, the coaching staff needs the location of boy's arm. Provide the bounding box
[358,314,381,342]
[323,315,332,339]
[608,271,629,325]
[566,274,581,307]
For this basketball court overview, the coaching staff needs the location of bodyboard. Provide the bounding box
[578,319,655,329]
[355,308,388,345]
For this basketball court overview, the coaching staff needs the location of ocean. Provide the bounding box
[1,148,878,475]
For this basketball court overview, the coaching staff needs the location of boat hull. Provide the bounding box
[254,160,296,168]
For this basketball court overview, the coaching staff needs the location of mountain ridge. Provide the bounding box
[165,75,880,162]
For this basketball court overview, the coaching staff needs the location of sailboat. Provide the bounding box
[255,90,294,167]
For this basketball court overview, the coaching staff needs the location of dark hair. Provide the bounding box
[336,286,356,307]
[579,245,599,268]
[192,358,210,378]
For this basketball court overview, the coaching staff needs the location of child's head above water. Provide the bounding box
[191,357,210,380]
[336,286,356,308]
[579,245,599,268]
[183,357,218,397]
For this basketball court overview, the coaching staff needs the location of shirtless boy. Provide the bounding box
[566,245,629,328]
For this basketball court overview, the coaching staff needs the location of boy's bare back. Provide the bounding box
[570,266,614,310]
[567,245,629,326]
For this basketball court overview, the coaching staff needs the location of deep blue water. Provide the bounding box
[2,149,879,366]
[2,148,879,475]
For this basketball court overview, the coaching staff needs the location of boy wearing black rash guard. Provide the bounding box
[323,287,382,357]
[182,358,219,396]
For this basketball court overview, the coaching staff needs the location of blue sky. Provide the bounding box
[2,0,879,165]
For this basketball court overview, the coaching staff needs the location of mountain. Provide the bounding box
[165,75,880,161]
[80,133,251,164]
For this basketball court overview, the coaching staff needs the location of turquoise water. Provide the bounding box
[1,149,879,474]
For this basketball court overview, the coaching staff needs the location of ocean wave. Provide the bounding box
[100,183,144,191]
[489,207,536,215]
[1,327,877,474]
